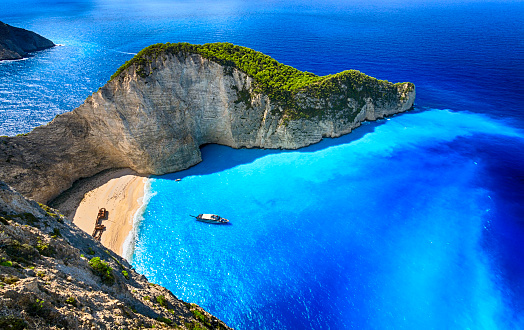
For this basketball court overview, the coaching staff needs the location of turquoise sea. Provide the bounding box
[1,1,524,328]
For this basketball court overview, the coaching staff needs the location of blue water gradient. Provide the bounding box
[131,109,524,329]
[1,1,523,135]
[2,1,524,328]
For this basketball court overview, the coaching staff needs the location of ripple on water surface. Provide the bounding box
[131,109,524,329]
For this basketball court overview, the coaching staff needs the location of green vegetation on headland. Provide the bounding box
[110,42,414,120]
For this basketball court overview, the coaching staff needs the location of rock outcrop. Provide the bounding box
[0,180,231,329]
[0,43,415,203]
[0,22,55,61]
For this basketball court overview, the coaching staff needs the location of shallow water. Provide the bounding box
[2,1,524,328]
[130,109,524,329]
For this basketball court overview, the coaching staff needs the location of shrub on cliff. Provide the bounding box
[36,239,55,257]
[88,257,115,285]
[156,295,167,308]
[26,298,50,317]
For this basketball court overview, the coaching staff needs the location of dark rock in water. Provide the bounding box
[0,21,55,61]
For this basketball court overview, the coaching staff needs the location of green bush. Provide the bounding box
[36,240,55,257]
[192,310,206,323]
[1,260,12,267]
[26,298,48,317]
[88,257,115,285]
[156,295,167,308]
[122,270,129,279]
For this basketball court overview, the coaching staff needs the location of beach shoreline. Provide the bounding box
[51,168,148,257]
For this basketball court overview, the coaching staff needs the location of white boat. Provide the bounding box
[191,214,229,224]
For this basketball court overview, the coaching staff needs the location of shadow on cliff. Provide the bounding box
[159,118,389,181]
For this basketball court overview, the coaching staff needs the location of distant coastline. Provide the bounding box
[0,21,55,61]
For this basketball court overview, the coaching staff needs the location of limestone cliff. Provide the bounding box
[0,42,415,203]
[0,22,55,61]
[0,181,231,329]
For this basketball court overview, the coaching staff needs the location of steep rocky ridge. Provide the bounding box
[0,180,231,329]
[0,22,55,61]
[0,42,415,203]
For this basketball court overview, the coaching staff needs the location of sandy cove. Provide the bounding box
[51,168,147,257]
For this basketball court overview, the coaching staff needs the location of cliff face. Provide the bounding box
[0,43,415,203]
[0,22,55,61]
[0,181,231,329]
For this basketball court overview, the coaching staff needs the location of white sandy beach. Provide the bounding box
[68,169,147,256]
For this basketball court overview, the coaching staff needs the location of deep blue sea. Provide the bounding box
[2,1,524,329]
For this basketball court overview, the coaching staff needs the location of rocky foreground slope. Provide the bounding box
[0,180,231,329]
[0,42,415,203]
[0,22,54,61]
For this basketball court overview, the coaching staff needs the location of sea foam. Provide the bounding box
[122,178,156,262]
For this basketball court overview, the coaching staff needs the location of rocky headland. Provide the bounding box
[0,180,231,329]
[0,22,55,61]
[0,42,415,204]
